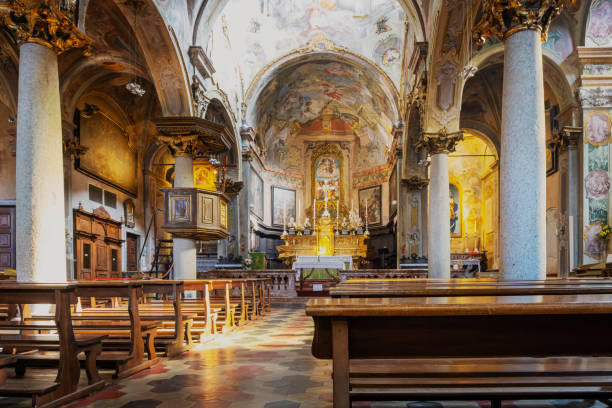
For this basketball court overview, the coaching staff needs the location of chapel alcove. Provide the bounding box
[449,133,499,269]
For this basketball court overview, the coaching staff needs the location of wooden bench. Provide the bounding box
[27,281,161,379]
[0,283,106,408]
[74,280,195,357]
[307,293,612,407]
[330,279,612,298]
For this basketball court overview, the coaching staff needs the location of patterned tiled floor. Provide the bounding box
[0,304,609,407]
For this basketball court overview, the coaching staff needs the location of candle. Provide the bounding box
[313,198,316,220]
[297,198,300,224]
[365,199,368,223]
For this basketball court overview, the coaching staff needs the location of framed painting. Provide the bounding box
[359,185,382,226]
[250,171,264,220]
[169,194,191,223]
[311,144,343,202]
[450,183,461,237]
[75,105,138,197]
[389,166,397,217]
[271,187,296,226]
[123,199,135,229]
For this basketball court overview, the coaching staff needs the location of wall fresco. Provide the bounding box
[586,0,612,47]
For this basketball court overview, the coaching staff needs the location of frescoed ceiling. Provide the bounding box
[206,0,409,105]
[255,59,396,172]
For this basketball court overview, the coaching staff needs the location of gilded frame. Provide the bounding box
[310,144,344,204]
[358,185,382,226]
[271,186,296,226]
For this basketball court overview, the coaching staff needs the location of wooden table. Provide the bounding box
[307,294,612,407]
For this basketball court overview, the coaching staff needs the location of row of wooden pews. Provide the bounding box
[307,277,612,407]
[0,277,272,407]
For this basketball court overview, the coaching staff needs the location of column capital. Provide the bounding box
[559,126,582,150]
[416,128,463,155]
[403,176,429,191]
[0,0,92,55]
[473,0,569,46]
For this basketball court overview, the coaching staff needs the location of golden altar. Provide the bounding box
[276,216,368,267]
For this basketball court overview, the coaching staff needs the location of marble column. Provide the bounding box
[418,130,462,279]
[561,126,582,272]
[428,154,451,278]
[173,154,197,279]
[473,0,567,280]
[499,29,546,280]
[15,43,66,282]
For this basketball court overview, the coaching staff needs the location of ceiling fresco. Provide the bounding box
[206,0,408,100]
[255,59,396,172]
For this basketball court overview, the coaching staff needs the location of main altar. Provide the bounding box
[276,181,369,269]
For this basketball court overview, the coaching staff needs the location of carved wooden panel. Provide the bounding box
[0,214,9,228]
[0,207,15,269]
[203,197,214,224]
[74,207,123,279]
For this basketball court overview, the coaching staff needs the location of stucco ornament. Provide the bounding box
[585,169,611,200]
[586,111,612,146]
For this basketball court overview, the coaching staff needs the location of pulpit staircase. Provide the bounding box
[150,239,173,277]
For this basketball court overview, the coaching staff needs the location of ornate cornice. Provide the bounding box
[157,134,201,157]
[473,0,569,46]
[0,0,92,55]
[579,87,612,108]
[155,116,233,155]
[403,176,429,191]
[416,128,463,155]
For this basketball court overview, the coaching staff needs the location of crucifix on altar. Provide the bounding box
[318,180,335,218]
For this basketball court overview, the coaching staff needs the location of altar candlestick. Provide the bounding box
[313,199,316,223]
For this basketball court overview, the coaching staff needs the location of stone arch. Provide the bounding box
[82,0,193,116]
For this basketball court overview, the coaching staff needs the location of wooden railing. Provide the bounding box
[198,269,297,298]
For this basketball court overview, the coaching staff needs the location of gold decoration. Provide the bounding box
[63,135,88,159]
[0,0,93,55]
[473,0,571,46]
[276,229,367,266]
[559,126,581,150]
[416,128,463,155]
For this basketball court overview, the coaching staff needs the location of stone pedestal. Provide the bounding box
[500,29,546,280]
[16,43,66,283]
[173,154,196,279]
[428,153,451,278]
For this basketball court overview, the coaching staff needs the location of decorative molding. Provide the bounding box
[579,87,612,108]
[188,46,215,80]
[403,176,429,191]
[473,0,569,46]
[63,134,88,159]
[155,116,233,156]
[191,75,210,118]
[416,128,464,155]
[0,0,92,55]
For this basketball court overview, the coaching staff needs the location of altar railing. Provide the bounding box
[197,269,297,297]
[340,269,428,281]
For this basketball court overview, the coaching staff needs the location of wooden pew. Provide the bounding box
[76,280,195,357]
[0,283,106,408]
[307,294,612,407]
[330,279,612,298]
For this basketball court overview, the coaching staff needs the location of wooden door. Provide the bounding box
[95,240,109,279]
[77,239,94,280]
[0,207,15,269]
[126,233,138,272]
